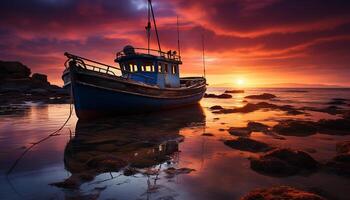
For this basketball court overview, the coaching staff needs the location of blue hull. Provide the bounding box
[72,81,205,119]
[63,65,206,119]
[72,84,203,118]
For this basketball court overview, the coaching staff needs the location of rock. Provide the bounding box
[86,155,127,172]
[326,153,350,177]
[284,90,309,93]
[272,120,318,136]
[164,167,195,178]
[31,73,48,83]
[50,172,95,189]
[224,137,273,152]
[326,98,348,106]
[240,186,326,200]
[224,89,244,94]
[210,105,224,110]
[336,141,350,154]
[228,127,252,137]
[123,167,140,176]
[212,102,303,115]
[50,175,80,189]
[247,121,270,132]
[204,93,232,99]
[317,118,350,135]
[315,106,344,115]
[245,93,276,100]
[0,60,31,79]
[202,133,214,136]
[250,148,319,176]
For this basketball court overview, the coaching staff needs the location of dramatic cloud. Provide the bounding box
[0,0,349,86]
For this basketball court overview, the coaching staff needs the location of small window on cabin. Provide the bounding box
[145,65,151,72]
[134,65,138,72]
[172,65,177,74]
[158,64,162,73]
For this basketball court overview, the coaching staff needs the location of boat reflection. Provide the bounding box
[60,104,206,190]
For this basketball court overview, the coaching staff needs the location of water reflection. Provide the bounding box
[60,104,206,193]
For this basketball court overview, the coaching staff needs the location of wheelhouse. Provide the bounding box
[115,46,182,88]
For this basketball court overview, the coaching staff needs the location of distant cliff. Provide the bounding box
[0,60,69,104]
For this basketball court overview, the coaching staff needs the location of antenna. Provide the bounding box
[148,0,162,52]
[177,16,181,58]
[202,34,206,78]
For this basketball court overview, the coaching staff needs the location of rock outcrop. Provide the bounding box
[250,148,319,176]
[0,60,69,105]
[241,186,326,200]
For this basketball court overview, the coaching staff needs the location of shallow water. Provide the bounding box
[1,88,350,200]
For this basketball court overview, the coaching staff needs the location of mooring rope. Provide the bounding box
[6,100,73,175]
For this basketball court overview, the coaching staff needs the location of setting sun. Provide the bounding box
[235,78,245,86]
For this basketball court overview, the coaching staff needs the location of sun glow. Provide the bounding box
[235,78,245,87]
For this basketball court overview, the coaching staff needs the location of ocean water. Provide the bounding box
[0,88,350,200]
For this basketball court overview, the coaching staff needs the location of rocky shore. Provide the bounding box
[0,60,69,106]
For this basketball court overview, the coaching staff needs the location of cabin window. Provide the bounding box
[157,64,162,73]
[142,65,155,72]
[172,65,177,74]
[127,64,137,72]
[132,64,138,72]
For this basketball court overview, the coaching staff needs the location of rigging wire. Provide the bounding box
[202,34,206,78]
[6,100,73,175]
[148,0,162,52]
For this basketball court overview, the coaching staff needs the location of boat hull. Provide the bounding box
[63,67,206,119]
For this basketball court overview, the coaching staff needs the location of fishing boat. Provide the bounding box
[62,0,206,119]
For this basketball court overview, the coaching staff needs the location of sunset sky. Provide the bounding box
[1,0,350,87]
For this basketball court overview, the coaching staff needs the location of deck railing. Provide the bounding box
[116,47,181,62]
[64,52,155,83]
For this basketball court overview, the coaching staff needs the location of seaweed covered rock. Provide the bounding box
[210,105,224,110]
[164,167,195,178]
[336,141,350,154]
[326,141,350,177]
[326,98,348,105]
[250,148,319,176]
[228,127,252,137]
[317,118,350,135]
[240,186,326,200]
[272,120,318,136]
[224,89,244,94]
[204,93,232,99]
[245,93,276,100]
[224,137,273,152]
[247,121,270,132]
[212,102,303,115]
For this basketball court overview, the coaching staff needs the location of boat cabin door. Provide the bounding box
[157,62,180,88]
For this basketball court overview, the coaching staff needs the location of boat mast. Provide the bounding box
[148,0,162,53]
[177,16,181,57]
[146,1,151,54]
